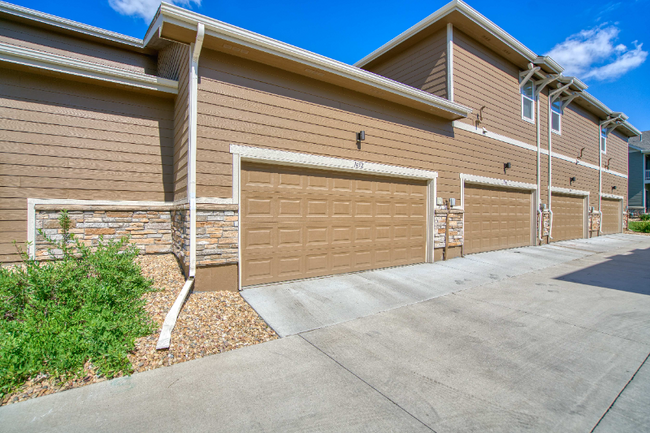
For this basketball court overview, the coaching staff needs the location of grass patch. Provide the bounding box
[629,221,650,233]
[0,211,155,399]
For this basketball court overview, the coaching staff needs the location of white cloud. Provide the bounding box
[546,25,647,81]
[109,0,200,21]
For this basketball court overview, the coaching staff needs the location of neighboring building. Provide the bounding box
[0,0,640,291]
[628,131,650,214]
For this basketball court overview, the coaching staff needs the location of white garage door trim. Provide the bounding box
[551,187,590,240]
[231,144,439,290]
[459,173,537,249]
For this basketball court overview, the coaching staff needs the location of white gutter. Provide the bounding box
[157,3,471,120]
[188,23,204,278]
[0,42,178,94]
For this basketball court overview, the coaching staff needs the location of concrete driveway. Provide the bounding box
[2,234,650,432]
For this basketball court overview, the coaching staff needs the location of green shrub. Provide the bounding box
[639,213,650,221]
[0,211,155,398]
[629,221,650,233]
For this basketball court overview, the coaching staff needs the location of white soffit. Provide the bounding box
[154,3,471,120]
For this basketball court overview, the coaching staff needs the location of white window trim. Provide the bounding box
[521,81,536,124]
[600,129,607,154]
[551,102,562,135]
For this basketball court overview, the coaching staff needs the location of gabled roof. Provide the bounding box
[141,2,471,120]
[629,131,650,153]
[355,0,640,137]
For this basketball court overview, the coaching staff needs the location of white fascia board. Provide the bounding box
[0,1,142,48]
[159,3,471,119]
[230,144,438,180]
[0,42,178,94]
[600,193,624,200]
[355,0,536,68]
[533,56,563,74]
[460,173,537,190]
[551,186,589,196]
[453,121,628,179]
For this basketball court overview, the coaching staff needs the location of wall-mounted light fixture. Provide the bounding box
[612,186,617,190]
[606,158,611,170]
[356,130,365,149]
[504,162,511,174]
[577,147,585,160]
[570,176,577,185]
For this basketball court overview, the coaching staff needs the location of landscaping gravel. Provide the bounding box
[1,254,277,406]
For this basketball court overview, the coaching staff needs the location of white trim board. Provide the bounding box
[459,172,537,209]
[600,193,624,200]
[0,42,178,94]
[551,186,590,197]
[230,145,439,180]
[453,121,628,179]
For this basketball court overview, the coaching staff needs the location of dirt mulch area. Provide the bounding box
[1,254,277,406]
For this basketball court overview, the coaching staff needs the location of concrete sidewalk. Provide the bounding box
[2,234,650,432]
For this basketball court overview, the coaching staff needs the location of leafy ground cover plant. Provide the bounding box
[0,211,155,399]
[629,221,650,233]
[639,214,650,221]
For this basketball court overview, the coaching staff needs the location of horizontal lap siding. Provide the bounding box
[0,18,156,75]
[173,46,190,200]
[364,29,447,98]
[453,30,538,145]
[550,103,600,167]
[195,50,538,202]
[0,68,174,263]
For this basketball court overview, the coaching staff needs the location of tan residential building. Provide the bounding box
[0,0,639,291]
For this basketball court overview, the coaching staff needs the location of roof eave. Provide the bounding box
[158,2,472,120]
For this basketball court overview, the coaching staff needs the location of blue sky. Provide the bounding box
[11,0,650,131]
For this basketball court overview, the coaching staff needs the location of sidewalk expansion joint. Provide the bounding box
[298,334,437,433]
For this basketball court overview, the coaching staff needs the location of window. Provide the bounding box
[551,100,562,134]
[521,80,535,123]
[600,128,607,154]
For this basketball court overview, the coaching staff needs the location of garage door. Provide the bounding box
[601,198,622,234]
[465,184,532,254]
[551,193,585,242]
[241,163,428,286]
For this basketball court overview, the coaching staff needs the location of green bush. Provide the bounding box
[629,221,650,233]
[639,213,650,221]
[0,211,155,398]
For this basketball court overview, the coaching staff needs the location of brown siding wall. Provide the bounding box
[453,29,538,145]
[364,29,447,98]
[0,68,174,263]
[0,18,156,75]
[195,49,539,202]
[173,45,190,200]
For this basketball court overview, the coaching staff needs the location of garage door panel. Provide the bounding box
[601,199,622,234]
[551,194,584,242]
[465,184,532,254]
[242,163,427,286]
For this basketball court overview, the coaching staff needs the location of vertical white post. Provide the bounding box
[446,23,454,102]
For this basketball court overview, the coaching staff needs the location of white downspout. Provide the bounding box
[598,121,603,235]
[188,23,205,278]
[536,93,542,244]
[156,23,204,351]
